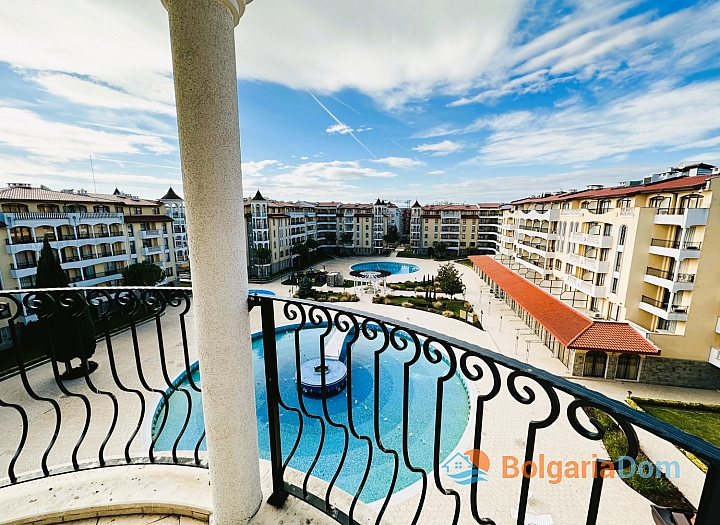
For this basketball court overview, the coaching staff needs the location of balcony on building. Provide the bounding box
[141,244,165,256]
[639,295,690,321]
[654,206,709,228]
[517,207,560,221]
[140,228,163,239]
[564,274,606,298]
[514,252,553,275]
[568,253,610,274]
[517,223,558,241]
[648,238,702,260]
[569,231,613,248]
[644,266,696,292]
[516,238,555,258]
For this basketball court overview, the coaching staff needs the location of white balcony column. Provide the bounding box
[162,1,262,524]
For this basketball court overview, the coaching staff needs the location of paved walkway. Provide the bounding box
[1,253,717,524]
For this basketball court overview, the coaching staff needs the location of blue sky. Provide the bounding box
[1,0,719,204]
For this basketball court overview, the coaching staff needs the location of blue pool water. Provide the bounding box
[248,289,276,296]
[350,261,420,275]
[152,327,469,503]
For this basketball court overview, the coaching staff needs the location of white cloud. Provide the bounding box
[0,0,174,110]
[448,1,720,107]
[242,160,278,177]
[469,79,720,166]
[0,107,173,161]
[413,140,466,156]
[428,170,445,175]
[236,0,524,110]
[237,159,397,201]
[300,156,309,160]
[371,157,426,168]
[32,72,176,115]
[326,123,353,135]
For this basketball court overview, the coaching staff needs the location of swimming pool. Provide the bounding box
[350,261,420,275]
[248,289,276,296]
[151,326,469,503]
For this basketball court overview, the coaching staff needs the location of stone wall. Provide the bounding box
[605,354,619,380]
[639,356,720,390]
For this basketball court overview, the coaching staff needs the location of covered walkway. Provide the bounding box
[469,255,659,380]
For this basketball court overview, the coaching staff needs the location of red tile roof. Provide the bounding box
[468,256,659,354]
[570,322,658,354]
[510,175,712,205]
[469,255,591,346]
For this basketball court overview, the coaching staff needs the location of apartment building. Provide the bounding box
[496,162,720,388]
[0,183,178,349]
[412,203,502,255]
[244,192,401,277]
[159,187,189,273]
[245,191,319,277]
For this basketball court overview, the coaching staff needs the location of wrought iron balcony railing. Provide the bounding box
[1,289,720,524]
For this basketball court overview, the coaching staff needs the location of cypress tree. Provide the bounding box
[35,237,97,378]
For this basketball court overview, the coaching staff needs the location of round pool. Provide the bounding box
[350,261,420,275]
[249,289,276,296]
[151,326,469,503]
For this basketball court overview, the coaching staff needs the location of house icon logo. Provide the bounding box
[441,449,490,485]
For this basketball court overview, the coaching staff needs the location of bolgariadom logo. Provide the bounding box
[441,449,490,485]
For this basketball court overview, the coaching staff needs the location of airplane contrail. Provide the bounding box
[330,95,362,115]
[308,91,376,159]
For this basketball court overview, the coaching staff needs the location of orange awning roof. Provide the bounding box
[468,256,659,354]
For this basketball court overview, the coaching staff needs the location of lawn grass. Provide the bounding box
[380,296,469,317]
[639,406,720,448]
[456,258,474,268]
[584,407,694,510]
[396,250,431,259]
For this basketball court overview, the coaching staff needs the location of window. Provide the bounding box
[603,223,612,236]
[581,201,590,209]
[132,207,142,215]
[2,203,29,213]
[618,225,627,246]
[615,354,640,380]
[37,204,60,213]
[649,196,668,209]
[658,319,677,333]
[617,198,630,208]
[599,200,611,213]
[127,224,134,236]
[130,241,136,255]
[596,273,605,286]
[162,224,167,234]
[611,278,619,294]
[19,276,36,288]
[424,234,428,238]
[94,205,110,213]
[166,267,173,277]
[614,252,622,272]
[680,194,703,209]
[152,207,160,214]
[115,206,124,213]
[583,352,607,378]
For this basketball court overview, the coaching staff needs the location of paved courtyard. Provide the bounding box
[1,251,717,524]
